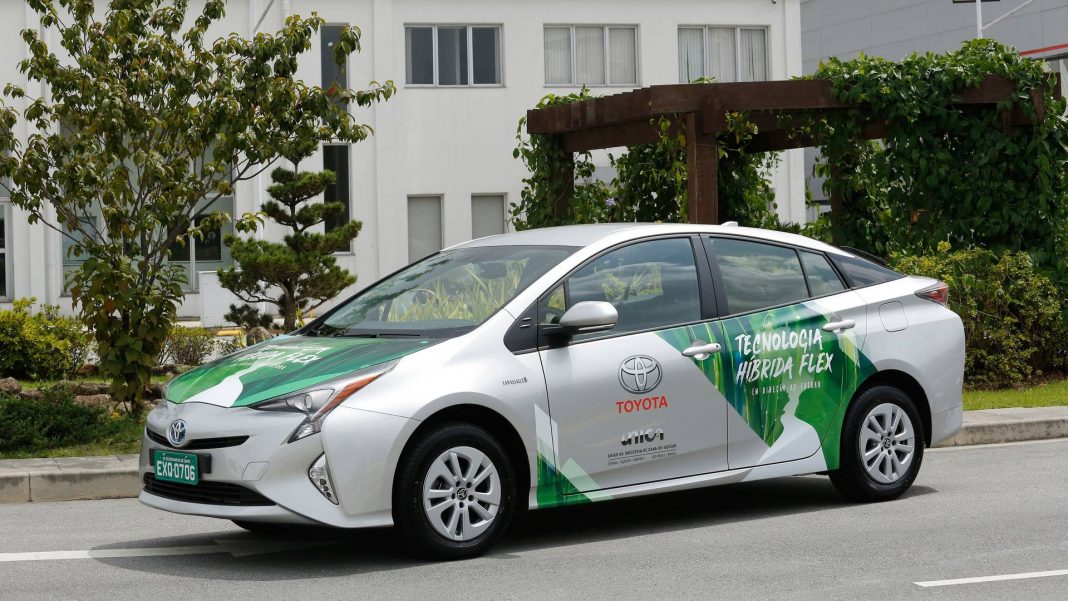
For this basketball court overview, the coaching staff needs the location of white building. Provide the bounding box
[0,0,806,323]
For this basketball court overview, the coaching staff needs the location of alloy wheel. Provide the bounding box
[859,402,916,485]
[421,445,501,541]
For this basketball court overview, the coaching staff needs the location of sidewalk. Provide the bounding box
[2,406,1067,504]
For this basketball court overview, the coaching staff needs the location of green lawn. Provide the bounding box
[963,377,1068,411]
[20,375,169,390]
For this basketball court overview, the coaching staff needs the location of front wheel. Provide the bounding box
[393,422,516,559]
[829,385,925,502]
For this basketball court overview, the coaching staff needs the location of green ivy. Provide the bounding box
[807,39,1068,279]
[512,86,795,231]
[511,89,612,229]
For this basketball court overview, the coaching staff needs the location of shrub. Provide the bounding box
[158,327,216,366]
[0,298,94,381]
[890,243,1066,389]
[0,387,104,452]
[224,304,275,331]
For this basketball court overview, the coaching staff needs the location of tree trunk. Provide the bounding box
[282,287,297,332]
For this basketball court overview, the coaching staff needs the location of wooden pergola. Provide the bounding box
[525,75,1060,224]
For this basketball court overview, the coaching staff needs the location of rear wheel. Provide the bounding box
[393,422,515,559]
[830,385,924,502]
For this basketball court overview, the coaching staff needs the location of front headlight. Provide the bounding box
[251,360,397,443]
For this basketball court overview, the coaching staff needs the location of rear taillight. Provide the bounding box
[916,282,949,306]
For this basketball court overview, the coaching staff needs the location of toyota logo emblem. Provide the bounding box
[619,355,662,394]
[167,419,188,447]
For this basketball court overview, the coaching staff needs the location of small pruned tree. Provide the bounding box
[218,163,361,331]
[0,0,394,414]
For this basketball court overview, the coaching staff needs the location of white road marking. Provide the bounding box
[0,539,329,563]
[915,569,1068,588]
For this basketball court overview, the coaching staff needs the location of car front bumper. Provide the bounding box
[139,401,407,529]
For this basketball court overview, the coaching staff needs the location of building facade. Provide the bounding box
[800,0,1068,211]
[0,0,806,322]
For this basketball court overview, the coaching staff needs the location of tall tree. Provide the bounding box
[219,161,361,331]
[0,0,394,414]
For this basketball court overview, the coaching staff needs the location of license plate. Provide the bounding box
[154,450,199,485]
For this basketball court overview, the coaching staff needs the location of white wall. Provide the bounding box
[0,0,805,319]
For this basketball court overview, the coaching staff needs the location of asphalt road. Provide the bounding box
[1,439,1066,601]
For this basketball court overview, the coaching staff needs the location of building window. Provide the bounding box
[678,26,767,83]
[544,25,638,87]
[321,24,349,101]
[471,194,506,239]
[408,195,442,262]
[405,25,502,86]
[0,203,8,299]
[323,145,351,250]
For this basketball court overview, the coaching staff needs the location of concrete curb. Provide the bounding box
[934,416,1068,447]
[1,409,1066,504]
[27,467,140,503]
[0,455,140,504]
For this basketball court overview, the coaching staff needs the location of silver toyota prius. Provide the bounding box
[141,223,965,558]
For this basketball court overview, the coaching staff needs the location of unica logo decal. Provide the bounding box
[732,327,834,386]
[620,428,664,446]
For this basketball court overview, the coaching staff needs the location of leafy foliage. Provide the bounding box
[511,89,613,229]
[0,298,93,381]
[890,243,1067,389]
[158,326,217,367]
[808,39,1068,273]
[219,164,361,331]
[0,0,393,414]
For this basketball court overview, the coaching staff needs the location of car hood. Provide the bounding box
[165,335,439,408]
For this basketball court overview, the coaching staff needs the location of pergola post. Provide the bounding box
[685,113,718,224]
[827,161,850,246]
[548,135,575,221]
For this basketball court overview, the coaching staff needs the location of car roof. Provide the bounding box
[450,223,849,256]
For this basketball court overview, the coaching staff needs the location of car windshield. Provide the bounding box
[309,245,575,338]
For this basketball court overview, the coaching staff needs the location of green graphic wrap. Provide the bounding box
[658,322,728,392]
[165,335,439,407]
[658,302,876,470]
[535,453,593,508]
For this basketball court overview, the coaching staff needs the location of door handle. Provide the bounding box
[681,341,722,360]
[822,319,856,333]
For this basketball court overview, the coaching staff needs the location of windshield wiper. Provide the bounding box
[338,331,424,338]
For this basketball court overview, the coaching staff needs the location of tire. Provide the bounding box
[829,385,925,502]
[393,422,516,560]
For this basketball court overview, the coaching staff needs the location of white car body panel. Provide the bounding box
[140,224,965,529]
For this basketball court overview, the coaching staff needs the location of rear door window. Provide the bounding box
[707,238,808,315]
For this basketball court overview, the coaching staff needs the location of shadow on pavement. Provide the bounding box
[93,476,936,581]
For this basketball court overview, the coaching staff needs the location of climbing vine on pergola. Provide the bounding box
[518,40,1065,264]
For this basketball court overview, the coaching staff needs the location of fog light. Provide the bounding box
[308,454,339,505]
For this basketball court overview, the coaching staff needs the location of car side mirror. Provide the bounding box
[557,301,618,335]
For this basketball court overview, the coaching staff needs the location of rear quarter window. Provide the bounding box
[830,253,903,288]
